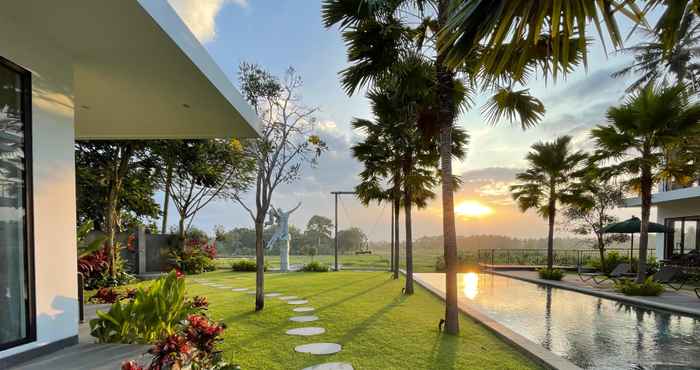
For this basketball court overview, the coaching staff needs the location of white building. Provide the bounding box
[626,181,700,261]
[0,1,259,367]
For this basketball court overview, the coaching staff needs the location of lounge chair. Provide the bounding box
[578,263,632,284]
[652,266,688,291]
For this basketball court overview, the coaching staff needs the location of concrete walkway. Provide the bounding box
[495,270,700,317]
[8,304,149,370]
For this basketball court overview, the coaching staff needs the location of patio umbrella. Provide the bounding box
[601,216,666,259]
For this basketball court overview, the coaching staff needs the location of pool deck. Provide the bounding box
[492,270,700,318]
[413,272,582,370]
[7,304,150,370]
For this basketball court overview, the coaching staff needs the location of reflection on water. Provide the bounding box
[462,272,479,299]
[457,273,700,370]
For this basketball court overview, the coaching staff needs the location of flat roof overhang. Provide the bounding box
[5,0,260,139]
[624,186,700,207]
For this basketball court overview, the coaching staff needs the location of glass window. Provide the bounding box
[0,57,33,349]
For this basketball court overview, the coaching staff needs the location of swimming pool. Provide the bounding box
[420,272,700,370]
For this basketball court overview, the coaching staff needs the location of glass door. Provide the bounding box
[0,56,34,350]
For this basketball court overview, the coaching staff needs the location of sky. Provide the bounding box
[164,0,648,241]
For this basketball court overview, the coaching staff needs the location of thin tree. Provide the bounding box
[591,84,700,282]
[564,172,626,273]
[234,63,326,311]
[511,136,588,272]
[166,139,255,246]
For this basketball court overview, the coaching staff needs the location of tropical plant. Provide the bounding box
[614,277,664,296]
[324,0,558,334]
[511,136,588,270]
[90,271,200,344]
[234,63,327,311]
[591,84,700,282]
[613,8,700,93]
[644,1,700,56]
[169,239,217,275]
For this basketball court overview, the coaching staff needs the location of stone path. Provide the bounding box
[197,277,351,369]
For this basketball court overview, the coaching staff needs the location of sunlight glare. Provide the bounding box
[455,200,493,219]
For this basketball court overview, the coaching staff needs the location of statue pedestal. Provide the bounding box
[280,238,290,272]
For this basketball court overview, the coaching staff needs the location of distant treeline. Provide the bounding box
[369,234,657,253]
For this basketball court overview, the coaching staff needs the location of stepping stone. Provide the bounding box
[293,307,315,313]
[290,315,319,322]
[302,363,353,370]
[279,296,298,301]
[265,293,282,297]
[246,291,256,295]
[294,343,342,355]
[288,300,308,305]
[231,288,249,292]
[286,327,325,336]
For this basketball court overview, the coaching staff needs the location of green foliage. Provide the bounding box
[588,251,660,275]
[231,259,267,272]
[434,251,477,272]
[301,261,330,272]
[614,277,665,296]
[75,141,161,231]
[169,240,216,275]
[336,227,369,254]
[77,220,106,258]
[537,268,564,281]
[90,271,201,344]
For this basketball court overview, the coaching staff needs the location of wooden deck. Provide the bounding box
[8,305,150,370]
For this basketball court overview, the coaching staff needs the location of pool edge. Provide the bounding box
[491,271,700,319]
[407,271,582,370]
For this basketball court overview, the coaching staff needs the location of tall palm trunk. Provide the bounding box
[546,182,556,270]
[403,185,413,295]
[393,196,400,279]
[546,201,556,270]
[637,161,653,283]
[437,0,459,335]
[390,205,395,273]
[255,217,265,310]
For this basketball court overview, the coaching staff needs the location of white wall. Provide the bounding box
[0,15,78,359]
[655,197,700,260]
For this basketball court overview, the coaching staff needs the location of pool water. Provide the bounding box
[457,273,700,370]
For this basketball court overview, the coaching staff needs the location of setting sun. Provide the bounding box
[455,200,493,219]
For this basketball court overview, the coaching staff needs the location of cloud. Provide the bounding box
[168,0,248,43]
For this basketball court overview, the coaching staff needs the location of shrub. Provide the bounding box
[231,259,267,272]
[614,277,664,296]
[170,239,216,275]
[537,268,564,281]
[301,261,329,272]
[435,251,477,272]
[588,251,660,275]
[90,271,201,344]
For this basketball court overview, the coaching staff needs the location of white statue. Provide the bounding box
[265,202,301,272]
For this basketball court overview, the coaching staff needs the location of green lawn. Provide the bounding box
[178,270,540,370]
[215,249,442,272]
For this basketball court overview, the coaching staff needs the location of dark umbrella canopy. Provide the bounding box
[602,216,666,234]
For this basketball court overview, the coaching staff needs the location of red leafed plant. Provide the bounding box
[121,360,144,370]
[190,296,209,310]
[147,334,191,370]
[78,246,109,278]
[184,315,225,368]
[202,242,217,259]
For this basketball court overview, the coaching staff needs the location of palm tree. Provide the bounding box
[353,59,469,294]
[613,10,700,93]
[440,1,644,74]
[592,84,700,282]
[324,0,550,334]
[511,136,588,271]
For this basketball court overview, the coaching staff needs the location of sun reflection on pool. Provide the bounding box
[462,272,479,300]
